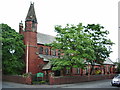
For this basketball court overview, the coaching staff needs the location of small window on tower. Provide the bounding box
[32,23,36,32]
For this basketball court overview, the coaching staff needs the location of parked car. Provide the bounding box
[111,74,120,86]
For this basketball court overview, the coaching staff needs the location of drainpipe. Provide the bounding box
[26,42,29,73]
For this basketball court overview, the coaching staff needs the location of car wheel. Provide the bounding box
[111,83,114,86]
[112,84,114,86]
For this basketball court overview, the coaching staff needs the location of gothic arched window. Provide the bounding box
[45,48,49,55]
[58,50,61,58]
[76,68,80,74]
[52,50,56,56]
[39,47,43,54]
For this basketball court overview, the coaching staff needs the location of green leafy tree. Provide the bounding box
[84,24,114,74]
[117,63,120,73]
[114,62,120,73]
[48,23,96,72]
[1,24,25,75]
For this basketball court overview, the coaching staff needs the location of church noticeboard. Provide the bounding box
[37,72,44,77]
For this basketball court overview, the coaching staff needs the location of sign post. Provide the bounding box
[37,72,44,81]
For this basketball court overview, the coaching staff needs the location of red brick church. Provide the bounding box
[19,3,115,78]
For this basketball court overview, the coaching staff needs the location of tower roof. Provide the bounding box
[26,3,37,23]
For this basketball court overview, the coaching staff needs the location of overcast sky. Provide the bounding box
[0,0,119,62]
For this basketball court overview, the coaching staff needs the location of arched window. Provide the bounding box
[45,48,49,55]
[52,50,56,56]
[39,47,43,54]
[76,68,80,74]
[66,69,71,75]
[58,50,61,58]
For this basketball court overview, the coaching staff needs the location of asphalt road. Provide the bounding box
[63,79,119,88]
[2,79,120,89]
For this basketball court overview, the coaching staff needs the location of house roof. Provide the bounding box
[42,62,51,70]
[103,58,114,65]
[39,54,58,61]
[37,32,114,66]
[38,54,58,70]
[37,33,55,44]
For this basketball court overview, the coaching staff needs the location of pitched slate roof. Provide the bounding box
[26,3,37,23]
[37,32,114,66]
[84,58,114,65]
[42,62,51,70]
[38,54,58,61]
[38,54,58,70]
[103,58,114,65]
[37,32,55,44]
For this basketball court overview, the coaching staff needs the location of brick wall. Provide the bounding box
[3,74,115,85]
[3,75,32,84]
[49,74,115,85]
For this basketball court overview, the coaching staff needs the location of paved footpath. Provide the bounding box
[2,81,68,88]
[2,79,120,89]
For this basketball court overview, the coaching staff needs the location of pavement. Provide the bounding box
[2,81,71,88]
[2,79,120,89]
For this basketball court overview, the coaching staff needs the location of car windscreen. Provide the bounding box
[116,76,120,78]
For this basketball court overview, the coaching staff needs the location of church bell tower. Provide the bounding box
[19,3,39,74]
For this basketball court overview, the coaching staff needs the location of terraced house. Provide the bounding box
[19,3,115,83]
